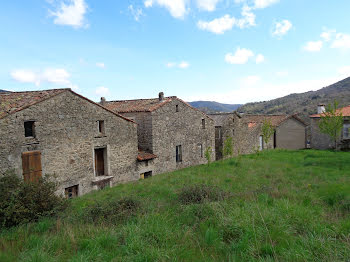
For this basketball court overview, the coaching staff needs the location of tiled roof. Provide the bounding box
[105,97,176,113]
[137,150,157,161]
[208,112,241,126]
[0,89,68,119]
[310,105,350,118]
[241,114,307,127]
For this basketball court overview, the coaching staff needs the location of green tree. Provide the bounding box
[318,100,343,150]
[223,136,234,159]
[204,147,212,166]
[261,119,275,150]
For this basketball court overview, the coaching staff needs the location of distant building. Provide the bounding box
[103,92,215,177]
[310,104,350,150]
[0,89,139,198]
[209,113,307,160]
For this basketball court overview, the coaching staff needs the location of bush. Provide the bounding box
[0,171,67,229]
[83,197,140,224]
[178,184,228,205]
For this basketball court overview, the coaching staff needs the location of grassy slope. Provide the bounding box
[1,150,350,261]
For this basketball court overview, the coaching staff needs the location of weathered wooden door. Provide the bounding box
[95,148,105,176]
[22,151,42,182]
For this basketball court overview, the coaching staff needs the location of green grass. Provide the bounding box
[1,149,350,261]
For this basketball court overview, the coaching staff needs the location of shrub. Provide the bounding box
[0,171,67,229]
[83,197,140,224]
[178,184,228,205]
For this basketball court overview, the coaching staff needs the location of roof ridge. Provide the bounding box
[0,88,70,95]
[106,96,176,103]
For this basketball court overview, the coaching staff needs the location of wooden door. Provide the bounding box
[95,148,105,176]
[22,151,42,182]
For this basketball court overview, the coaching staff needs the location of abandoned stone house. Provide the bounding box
[0,89,139,198]
[310,104,350,150]
[209,112,307,160]
[102,92,215,177]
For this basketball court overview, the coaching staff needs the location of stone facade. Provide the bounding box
[0,90,138,197]
[105,95,215,175]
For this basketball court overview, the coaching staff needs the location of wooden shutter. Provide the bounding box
[22,151,42,182]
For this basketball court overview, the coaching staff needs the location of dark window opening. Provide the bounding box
[273,131,277,149]
[199,144,203,158]
[145,161,149,167]
[95,148,106,176]
[65,185,79,199]
[202,119,205,129]
[97,120,105,134]
[24,121,35,137]
[144,171,152,179]
[176,105,179,112]
[176,145,182,163]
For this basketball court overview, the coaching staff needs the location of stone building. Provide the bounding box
[103,92,215,176]
[310,104,350,150]
[209,113,307,160]
[0,89,139,197]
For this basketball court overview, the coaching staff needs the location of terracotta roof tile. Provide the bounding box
[0,89,68,119]
[137,150,157,161]
[310,105,350,118]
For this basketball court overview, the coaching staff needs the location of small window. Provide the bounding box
[24,121,35,137]
[232,129,235,136]
[343,124,350,139]
[97,120,105,134]
[176,145,182,163]
[202,119,205,129]
[145,161,149,167]
[176,105,179,112]
[65,185,78,199]
[199,144,203,158]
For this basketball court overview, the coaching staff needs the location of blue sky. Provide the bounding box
[1,0,350,103]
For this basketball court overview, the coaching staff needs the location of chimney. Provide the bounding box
[100,97,106,106]
[317,104,325,114]
[159,92,164,102]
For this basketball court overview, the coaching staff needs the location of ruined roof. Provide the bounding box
[104,97,177,113]
[310,105,350,118]
[208,112,241,126]
[137,150,157,161]
[0,88,135,123]
[241,114,307,127]
[0,89,68,119]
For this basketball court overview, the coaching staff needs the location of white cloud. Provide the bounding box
[255,54,265,64]
[11,68,78,90]
[166,61,190,69]
[178,61,190,69]
[331,33,350,50]
[197,15,235,34]
[272,20,292,37]
[338,66,350,77]
[96,62,105,68]
[241,75,261,86]
[144,0,188,19]
[196,0,220,11]
[236,5,256,28]
[95,86,110,97]
[254,0,279,9]
[303,41,323,52]
[128,5,144,22]
[320,28,336,42]
[225,48,254,65]
[49,0,88,28]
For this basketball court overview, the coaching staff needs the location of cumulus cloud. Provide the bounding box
[166,61,190,69]
[255,54,265,64]
[49,0,88,28]
[144,0,188,19]
[128,5,144,21]
[320,28,336,42]
[96,62,105,68]
[225,48,254,64]
[331,33,350,50]
[196,0,220,11]
[254,0,279,9]
[95,86,110,96]
[11,68,79,90]
[303,41,323,52]
[272,20,292,37]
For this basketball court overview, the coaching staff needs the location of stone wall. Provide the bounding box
[0,91,138,196]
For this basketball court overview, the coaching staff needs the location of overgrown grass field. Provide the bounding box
[1,150,350,261]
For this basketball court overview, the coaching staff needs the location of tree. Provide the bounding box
[318,100,343,150]
[223,136,234,159]
[261,119,275,150]
[204,147,212,166]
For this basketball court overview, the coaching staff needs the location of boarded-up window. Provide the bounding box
[97,120,105,134]
[95,148,106,176]
[65,185,78,199]
[199,144,203,157]
[24,121,35,137]
[22,151,42,182]
[176,145,182,163]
